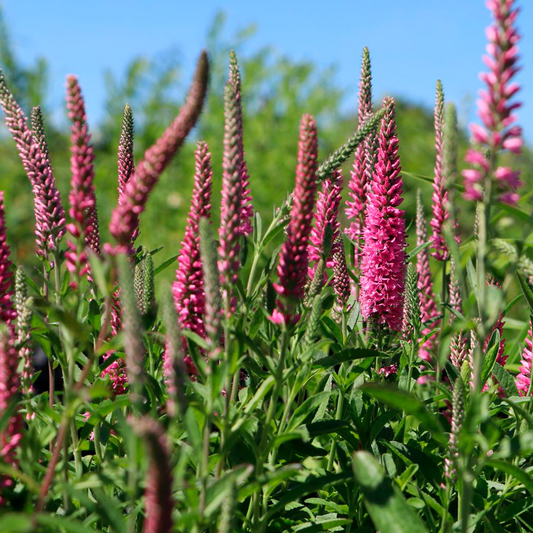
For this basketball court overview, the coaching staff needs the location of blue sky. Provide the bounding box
[2,0,532,140]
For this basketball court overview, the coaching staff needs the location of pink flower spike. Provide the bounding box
[109,52,209,249]
[464,0,522,204]
[0,328,22,503]
[66,75,100,257]
[517,322,533,396]
[359,97,406,331]
[0,193,15,325]
[173,141,213,349]
[273,114,318,325]
[430,80,449,261]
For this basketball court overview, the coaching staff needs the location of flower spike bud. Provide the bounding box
[199,217,222,358]
[118,104,135,203]
[272,114,318,325]
[162,290,189,417]
[219,82,244,314]
[346,47,378,266]
[0,193,15,325]
[131,416,174,533]
[402,262,421,338]
[305,258,325,304]
[173,141,212,345]
[317,107,385,183]
[430,80,449,260]
[142,253,155,316]
[332,236,351,319]
[415,190,440,360]
[66,75,100,256]
[302,295,323,349]
[359,97,406,331]
[444,377,465,482]
[117,254,145,406]
[229,51,253,236]
[109,51,209,250]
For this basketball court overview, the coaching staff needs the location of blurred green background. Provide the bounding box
[0,10,532,290]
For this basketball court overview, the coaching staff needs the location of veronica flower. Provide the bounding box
[430,80,449,260]
[0,73,66,258]
[272,114,318,326]
[517,322,532,395]
[173,141,213,343]
[229,51,253,236]
[0,193,15,325]
[308,170,343,280]
[219,82,244,314]
[109,51,209,250]
[416,191,440,361]
[359,97,406,331]
[462,0,522,204]
[66,75,100,256]
[345,47,378,268]
[0,328,22,503]
[132,417,174,533]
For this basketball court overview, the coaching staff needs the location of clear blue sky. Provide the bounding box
[2,0,532,140]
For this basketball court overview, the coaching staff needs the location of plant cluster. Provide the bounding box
[0,1,533,532]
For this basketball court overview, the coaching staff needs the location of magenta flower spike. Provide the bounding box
[66,75,101,256]
[229,51,253,236]
[0,74,66,258]
[416,191,440,361]
[359,97,406,331]
[517,322,532,395]
[132,417,174,533]
[109,51,209,251]
[272,114,318,325]
[0,328,22,503]
[218,82,244,313]
[308,169,343,279]
[345,47,377,268]
[0,193,15,325]
[462,0,522,204]
[172,141,213,341]
[430,81,449,261]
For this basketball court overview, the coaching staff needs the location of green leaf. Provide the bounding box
[0,514,32,533]
[481,329,501,387]
[287,391,336,431]
[492,363,518,397]
[352,451,429,533]
[360,384,445,444]
[313,348,382,368]
[517,272,533,312]
[486,459,533,495]
[243,375,275,414]
[154,253,179,276]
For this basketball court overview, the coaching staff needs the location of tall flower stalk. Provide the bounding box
[359,97,406,331]
[517,322,532,396]
[66,75,100,256]
[0,192,15,325]
[416,191,439,361]
[0,73,66,258]
[345,47,377,269]
[272,114,318,326]
[109,51,209,250]
[462,0,522,205]
[218,82,244,315]
[0,327,22,503]
[308,170,342,280]
[132,417,174,533]
[173,141,213,346]
[430,80,449,261]
[229,51,253,236]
